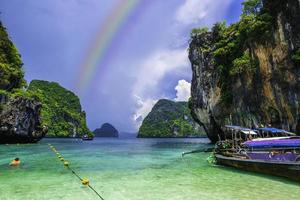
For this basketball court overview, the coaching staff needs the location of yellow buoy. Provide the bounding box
[60,158,64,161]
[64,161,69,167]
[58,155,62,159]
[81,178,89,186]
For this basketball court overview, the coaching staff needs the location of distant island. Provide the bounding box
[138,99,205,138]
[93,123,119,137]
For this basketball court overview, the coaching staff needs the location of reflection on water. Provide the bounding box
[0,138,299,200]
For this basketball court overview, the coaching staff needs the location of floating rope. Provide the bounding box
[48,144,105,200]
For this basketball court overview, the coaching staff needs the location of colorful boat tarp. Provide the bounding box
[247,152,300,162]
[243,139,300,148]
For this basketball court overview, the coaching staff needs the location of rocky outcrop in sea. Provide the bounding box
[93,123,119,137]
[138,99,205,138]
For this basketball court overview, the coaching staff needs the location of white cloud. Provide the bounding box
[174,79,191,101]
[131,0,236,130]
[176,0,234,25]
[131,48,189,128]
[132,95,158,129]
[133,48,189,97]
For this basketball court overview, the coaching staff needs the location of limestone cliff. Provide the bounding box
[0,22,46,143]
[189,0,300,142]
[28,80,91,137]
[138,99,205,138]
[0,92,47,143]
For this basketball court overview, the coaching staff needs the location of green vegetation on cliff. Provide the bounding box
[189,0,300,142]
[0,22,26,91]
[292,49,300,65]
[28,80,91,137]
[0,21,39,119]
[0,21,91,140]
[0,22,47,143]
[191,0,272,105]
[138,99,205,138]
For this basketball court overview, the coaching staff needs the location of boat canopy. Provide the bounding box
[241,130,257,135]
[243,138,300,148]
[224,125,257,135]
[255,127,296,135]
[252,136,292,141]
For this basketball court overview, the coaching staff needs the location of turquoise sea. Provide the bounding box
[1,138,300,200]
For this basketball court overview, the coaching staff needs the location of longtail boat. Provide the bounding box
[214,125,300,181]
[215,153,300,181]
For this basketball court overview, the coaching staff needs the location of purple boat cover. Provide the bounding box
[244,139,300,148]
[247,152,299,161]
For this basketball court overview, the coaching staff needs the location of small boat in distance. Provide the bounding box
[82,134,94,141]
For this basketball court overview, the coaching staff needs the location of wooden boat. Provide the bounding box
[215,153,300,181]
[211,125,300,181]
[213,125,300,181]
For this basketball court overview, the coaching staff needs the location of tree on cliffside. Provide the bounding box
[242,0,263,16]
[0,21,26,91]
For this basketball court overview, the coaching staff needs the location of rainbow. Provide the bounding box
[76,0,146,95]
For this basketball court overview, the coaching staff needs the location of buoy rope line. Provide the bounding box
[48,144,105,200]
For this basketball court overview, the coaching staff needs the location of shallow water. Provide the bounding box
[0,138,300,200]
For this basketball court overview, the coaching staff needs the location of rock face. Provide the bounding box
[0,21,46,143]
[189,0,300,142]
[138,99,205,138]
[28,80,91,137]
[93,123,119,137]
[0,94,47,143]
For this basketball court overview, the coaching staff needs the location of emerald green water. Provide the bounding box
[1,138,300,200]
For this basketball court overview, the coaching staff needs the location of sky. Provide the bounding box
[0,0,243,132]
